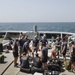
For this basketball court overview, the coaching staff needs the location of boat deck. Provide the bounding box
[0,30,75,75]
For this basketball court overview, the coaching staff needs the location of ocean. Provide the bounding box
[0,22,75,33]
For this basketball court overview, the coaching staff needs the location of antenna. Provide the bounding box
[33,25,37,33]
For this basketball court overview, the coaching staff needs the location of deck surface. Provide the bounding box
[0,49,75,75]
[0,51,13,75]
[3,63,20,75]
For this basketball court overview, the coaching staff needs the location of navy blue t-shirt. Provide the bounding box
[24,38,29,43]
[19,39,25,47]
[9,40,13,45]
[55,40,61,45]
[13,42,18,53]
[21,55,29,68]
[33,56,42,68]
[33,39,39,47]
[55,40,61,50]
[41,47,48,63]
[40,39,48,46]
[22,42,29,53]
[62,42,67,53]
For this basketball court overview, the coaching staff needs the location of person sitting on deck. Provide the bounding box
[33,53,42,68]
[21,53,29,69]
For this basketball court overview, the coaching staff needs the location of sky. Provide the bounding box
[0,0,75,22]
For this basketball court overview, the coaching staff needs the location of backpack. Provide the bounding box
[0,54,4,63]
[0,43,3,52]
[64,60,71,70]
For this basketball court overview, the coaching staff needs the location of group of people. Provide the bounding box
[9,32,75,71]
[54,35,75,71]
[11,32,48,70]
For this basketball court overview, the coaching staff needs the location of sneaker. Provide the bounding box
[16,63,18,65]
[69,69,73,72]
[14,64,19,67]
[14,63,18,67]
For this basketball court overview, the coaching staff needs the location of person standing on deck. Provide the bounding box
[32,35,39,55]
[41,43,48,70]
[19,32,23,40]
[55,37,61,58]
[70,41,75,70]
[61,37,67,62]
[24,35,29,43]
[12,39,19,67]
[0,43,3,53]
[19,34,26,58]
[22,40,32,56]
[40,35,48,49]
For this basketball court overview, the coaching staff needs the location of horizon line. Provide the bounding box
[0,22,75,23]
